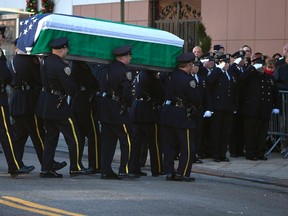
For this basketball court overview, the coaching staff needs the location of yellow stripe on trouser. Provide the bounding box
[122,124,131,173]
[183,129,190,176]
[68,118,81,170]
[1,106,20,170]
[90,110,99,169]
[1,196,85,216]
[34,115,44,150]
[154,124,161,173]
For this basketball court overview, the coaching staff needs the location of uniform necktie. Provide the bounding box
[225,71,230,80]
[194,74,199,83]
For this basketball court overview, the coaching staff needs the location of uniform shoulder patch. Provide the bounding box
[64,66,71,76]
[126,71,132,81]
[189,80,196,88]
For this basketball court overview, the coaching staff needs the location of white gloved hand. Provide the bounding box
[203,111,213,118]
[234,57,242,65]
[272,108,280,114]
[233,111,237,114]
[216,62,226,70]
[200,59,209,63]
[253,63,263,70]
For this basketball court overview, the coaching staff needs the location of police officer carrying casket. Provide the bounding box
[0,26,35,176]
[38,37,93,178]
[99,45,137,179]
[160,52,202,182]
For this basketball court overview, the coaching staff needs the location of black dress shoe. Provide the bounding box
[118,172,139,179]
[101,172,121,180]
[40,170,63,178]
[152,171,165,177]
[89,168,101,174]
[257,156,268,161]
[197,154,204,159]
[174,174,195,182]
[166,173,176,181]
[51,161,67,171]
[70,167,94,177]
[213,158,221,162]
[133,171,147,176]
[10,165,35,177]
[221,157,230,162]
[246,156,258,161]
[230,154,238,158]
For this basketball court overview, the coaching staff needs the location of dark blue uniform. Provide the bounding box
[70,61,101,173]
[240,65,279,160]
[0,48,34,176]
[99,58,134,178]
[129,70,164,176]
[206,66,238,161]
[160,66,202,181]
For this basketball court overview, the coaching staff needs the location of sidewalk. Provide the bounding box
[31,135,288,187]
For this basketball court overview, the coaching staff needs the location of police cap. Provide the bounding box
[201,52,215,61]
[177,53,195,63]
[193,57,201,66]
[231,50,245,59]
[252,55,266,65]
[113,45,132,56]
[216,53,231,63]
[49,37,69,49]
[0,26,6,38]
[213,44,224,51]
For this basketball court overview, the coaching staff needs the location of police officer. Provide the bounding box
[160,53,202,182]
[129,69,165,177]
[0,26,35,176]
[206,53,238,162]
[240,56,280,160]
[9,39,66,171]
[70,60,101,173]
[38,37,92,178]
[99,45,136,179]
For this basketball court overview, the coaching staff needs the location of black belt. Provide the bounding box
[14,85,31,91]
[101,92,120,102]
[42,88,65,97]
[136,96,151,101]
[164,100,201,110]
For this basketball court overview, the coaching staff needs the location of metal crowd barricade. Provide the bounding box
[266,90,288,158]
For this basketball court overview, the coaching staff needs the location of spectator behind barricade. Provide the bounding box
[275,43,288,67]
[264,58,276,76]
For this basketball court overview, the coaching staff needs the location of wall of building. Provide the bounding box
[202,0,288,56]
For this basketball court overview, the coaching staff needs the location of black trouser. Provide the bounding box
[163,125,195,177]
[210,110,233,159]
[242,116,269,158]
[129,123,163,175]
[0,105,23,172]
[42,118,82,172]
[229,113,244,156]
[12,114,45,165]
[101,122,132,174]
[73,110,101,170]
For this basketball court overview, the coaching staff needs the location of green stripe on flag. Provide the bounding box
[31,29,182,69]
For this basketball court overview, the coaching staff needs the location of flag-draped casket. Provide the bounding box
[17,13,184,72]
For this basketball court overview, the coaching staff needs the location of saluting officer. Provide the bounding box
[0,26,34,176]
[99,45,136,179]
[38,37,92,178]
[129,69,165,177]
[160,53,202,182]
[70,60,101,173]
[240,56,280,161]
[9,39,66,172]
[206,53,238,162]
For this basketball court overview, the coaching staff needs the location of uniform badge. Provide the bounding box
[126,71,132,81]
[189,80,196,88]
[64,67,71,76]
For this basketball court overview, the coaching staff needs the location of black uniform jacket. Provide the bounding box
[37,54,77,120]
[9,54,41,116]
[240,65,279,120]
[129,70,164,123]
[160,69,202,129]
[0,48,12,106]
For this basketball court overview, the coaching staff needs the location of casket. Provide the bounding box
[17,13,184,72]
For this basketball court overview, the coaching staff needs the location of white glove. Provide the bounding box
[200,59,209,63]
[253,63,263,70]
[216,62,226,70]
[272,109,280,114]
[233,111,237,114]
[234,57,242,65]
[203,111,213,118]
